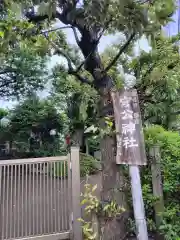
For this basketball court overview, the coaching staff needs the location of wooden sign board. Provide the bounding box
[111,89,147,165]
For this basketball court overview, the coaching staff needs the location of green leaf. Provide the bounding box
[0,31,4,38]
[92,184,97,192]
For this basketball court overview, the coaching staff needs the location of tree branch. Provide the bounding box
[70,72,92,85]
[136,0,152,4]
[0,78,14,89]
[47,38,92,85]
[72,27,80,45]
[41,26,73,35]
[26,11,50,23]
[49,40,74,71]
[72,27,106,74]
[0,68,15,75]
[26,6,72,26]
[104,32,135,72]
[171,110,180,115]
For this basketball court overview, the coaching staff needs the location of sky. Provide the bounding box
[163,0,180,36]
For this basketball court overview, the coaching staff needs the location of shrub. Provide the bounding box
[50,153,99,178]
[80,153,100,177]
[142,125,180,239]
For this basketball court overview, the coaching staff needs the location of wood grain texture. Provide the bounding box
[149,146,164,228]
[111,89,147,165]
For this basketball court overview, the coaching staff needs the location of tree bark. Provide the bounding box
[71,128,84,147]
[100,136,127,240]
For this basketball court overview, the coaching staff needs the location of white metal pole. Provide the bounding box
[129,165,149,240]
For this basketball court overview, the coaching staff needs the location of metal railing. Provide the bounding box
[0,155,72,240]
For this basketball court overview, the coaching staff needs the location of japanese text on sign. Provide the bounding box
[120,96,138,149]
[111,89,147,165]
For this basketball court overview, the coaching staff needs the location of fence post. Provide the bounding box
[149,145,164,228]
[68,153,72,238]
[71,146,82,240]
[0,166,2,237]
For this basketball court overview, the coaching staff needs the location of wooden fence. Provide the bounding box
[0,147,82,240]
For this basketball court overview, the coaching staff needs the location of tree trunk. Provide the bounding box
[100,136,127,239]
[71,128,84,147]
[78,24,128,237]
[85,138,89,155]
[98,82,127,239]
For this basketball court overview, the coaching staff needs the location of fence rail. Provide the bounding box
[0,156,68,166]
[0,155,72,240]
[13,232,70,240]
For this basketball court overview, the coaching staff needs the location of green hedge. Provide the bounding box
[142,125,180,239]
[50,153,99,178]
